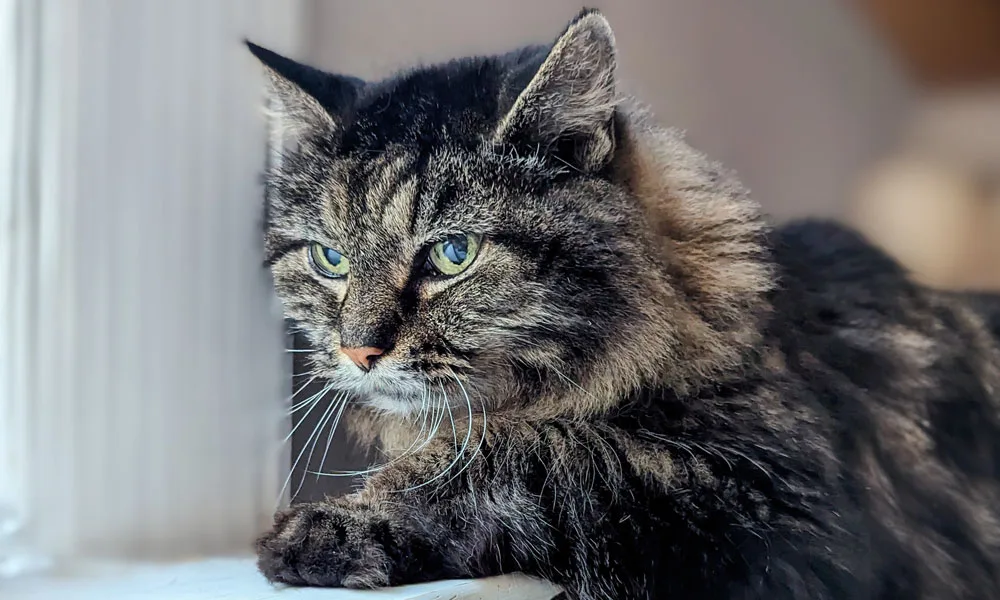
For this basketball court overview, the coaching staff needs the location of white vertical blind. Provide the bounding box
[1,0,46,577]
[1,0,303,567]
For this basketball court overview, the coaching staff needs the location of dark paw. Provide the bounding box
[255,502,391,588]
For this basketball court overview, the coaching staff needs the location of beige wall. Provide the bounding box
[304,0,912,220]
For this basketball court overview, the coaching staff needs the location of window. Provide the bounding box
[0,0,302,573]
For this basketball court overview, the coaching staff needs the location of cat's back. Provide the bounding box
[771,219,915,309]
[768,219,1000,599]
[770,218,1000,362]
[769,219,1000,430]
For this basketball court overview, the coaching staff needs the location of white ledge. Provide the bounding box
[5,557,563,600]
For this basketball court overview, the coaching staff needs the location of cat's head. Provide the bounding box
[250,10,773,418]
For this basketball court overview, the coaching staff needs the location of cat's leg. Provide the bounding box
[254,420,836,598]
[256,419,709,597]
[254,495,453,588]
[255,428,540,589]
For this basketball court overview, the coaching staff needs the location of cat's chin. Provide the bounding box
[360,394,424,417]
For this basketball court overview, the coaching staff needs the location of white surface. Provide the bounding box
[3,558,562,600]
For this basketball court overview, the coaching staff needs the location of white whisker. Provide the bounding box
[315,395,344,482]
[311,381,434,478]
[285,375,318,406]
[283,383,332,443]
[292,391,343,499]
[314,391,352,481]
[275,386,337,506]
[444,382,459,454]
[438,372,488,490]
[395,375,475,493]
[549,363,598,401]
[286,379,335,415]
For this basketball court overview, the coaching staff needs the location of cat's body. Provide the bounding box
[248,10,1000,599]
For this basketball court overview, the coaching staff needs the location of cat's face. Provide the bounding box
[252,11,772,416]
[257,13,656,415]
[268,136,646,415]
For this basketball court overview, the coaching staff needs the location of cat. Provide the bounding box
[247,9,1000,599]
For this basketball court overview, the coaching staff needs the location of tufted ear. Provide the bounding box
[245,41,364,137]
[493,9,618,172]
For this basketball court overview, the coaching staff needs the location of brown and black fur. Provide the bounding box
[246,10,1000,599]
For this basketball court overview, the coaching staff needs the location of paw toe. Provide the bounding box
[256,502,389,588]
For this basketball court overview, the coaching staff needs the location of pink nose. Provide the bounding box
[340,346,384,371]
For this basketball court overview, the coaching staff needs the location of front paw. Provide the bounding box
[256,502,392,588]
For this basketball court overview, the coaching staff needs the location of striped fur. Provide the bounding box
[248,9,1000,599]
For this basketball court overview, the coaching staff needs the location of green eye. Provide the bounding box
[309,243,350,278]
[428,233,481,276]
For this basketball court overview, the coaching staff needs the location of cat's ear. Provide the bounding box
[493,9,618,172]
[245,41,363,136]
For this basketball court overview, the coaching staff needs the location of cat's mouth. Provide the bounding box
[318,348,479,417]
[324,358,431,416]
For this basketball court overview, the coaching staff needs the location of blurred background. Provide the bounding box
[1,0,998,577]
[302,0,1000,288]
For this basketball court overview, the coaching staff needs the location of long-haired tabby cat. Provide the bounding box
[247,9,1000,599]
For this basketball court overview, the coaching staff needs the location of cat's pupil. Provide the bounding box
[442,237,468,264]
[323,247,342,265]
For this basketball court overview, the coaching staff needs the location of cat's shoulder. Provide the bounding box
[766,218,920,328]
[770,219,907,289]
